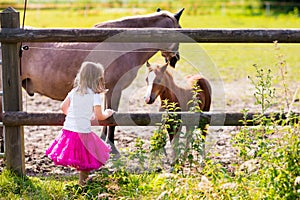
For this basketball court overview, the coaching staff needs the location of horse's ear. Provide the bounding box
[174,8,185,21]
[146,61,151,68]
[161,63,168,73]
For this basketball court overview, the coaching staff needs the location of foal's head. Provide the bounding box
[144,62,170,104]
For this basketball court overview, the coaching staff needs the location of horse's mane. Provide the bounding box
[94,11,177,28]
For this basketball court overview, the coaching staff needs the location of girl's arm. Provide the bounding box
[60,96,70,115]
[94,105,114,120]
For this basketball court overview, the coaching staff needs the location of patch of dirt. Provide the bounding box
[0,78,299,176]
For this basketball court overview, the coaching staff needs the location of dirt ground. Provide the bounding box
[0,77,298,176]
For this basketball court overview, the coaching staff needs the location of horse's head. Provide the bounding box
[95,8,184,68]
[161,47,180,68]
[157,8,184,68]
[144,61,169,104]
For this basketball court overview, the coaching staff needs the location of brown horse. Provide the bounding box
[0,9,185,154]
[144,62,212,162]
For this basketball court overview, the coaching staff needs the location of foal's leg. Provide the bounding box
[0,127,3,153]
[169,131,180,166]
[168,122,181,166]
[184,124,207,165]
[183,126,193,158]
[198,123,209,163]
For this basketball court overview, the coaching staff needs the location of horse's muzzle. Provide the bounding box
[144,96,155,104]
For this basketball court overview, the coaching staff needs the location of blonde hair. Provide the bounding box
[74,61,108,94]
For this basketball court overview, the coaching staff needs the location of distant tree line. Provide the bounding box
[1,0,299,15]
[260,0,300,14]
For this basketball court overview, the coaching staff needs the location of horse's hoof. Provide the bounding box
[110,152,121,160]
[110,145,121,160]
[100,135,106,140]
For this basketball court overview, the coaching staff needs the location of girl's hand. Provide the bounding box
[94,105,115,120]
[105,109,115,117]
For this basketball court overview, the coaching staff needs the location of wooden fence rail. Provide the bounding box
[2,111,300,127]
[1,28,300,43]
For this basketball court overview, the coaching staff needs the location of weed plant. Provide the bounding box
[230,43,300,199]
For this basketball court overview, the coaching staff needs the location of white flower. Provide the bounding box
[294,176,300,186]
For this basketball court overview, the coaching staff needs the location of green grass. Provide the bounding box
[181,14,300,28]
[200,43,300,82]
[0,169,74,199]
[0,168,209,199]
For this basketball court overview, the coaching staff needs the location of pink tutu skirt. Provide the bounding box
[46,129,111,171]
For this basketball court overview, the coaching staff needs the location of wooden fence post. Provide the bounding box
[1,7,24,175]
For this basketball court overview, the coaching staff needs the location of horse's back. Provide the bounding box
[196,77,212,111]
[94,11,177,28]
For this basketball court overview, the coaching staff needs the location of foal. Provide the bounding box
[144,62,212,162]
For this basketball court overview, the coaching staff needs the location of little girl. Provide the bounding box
[46,61,114,185]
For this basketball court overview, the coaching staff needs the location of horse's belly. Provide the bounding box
[21,43,92,100]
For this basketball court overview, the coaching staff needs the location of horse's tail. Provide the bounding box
[196,77,212,112]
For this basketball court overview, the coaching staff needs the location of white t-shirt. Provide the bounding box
[63,88,102,133]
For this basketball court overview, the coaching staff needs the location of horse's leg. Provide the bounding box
[105,89,121,156]
[107,126,116,149]
[0,100,3,153]
[100,94,107,140]
[100,126,107,140]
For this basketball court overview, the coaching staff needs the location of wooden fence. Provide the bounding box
[0,7,300,175]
